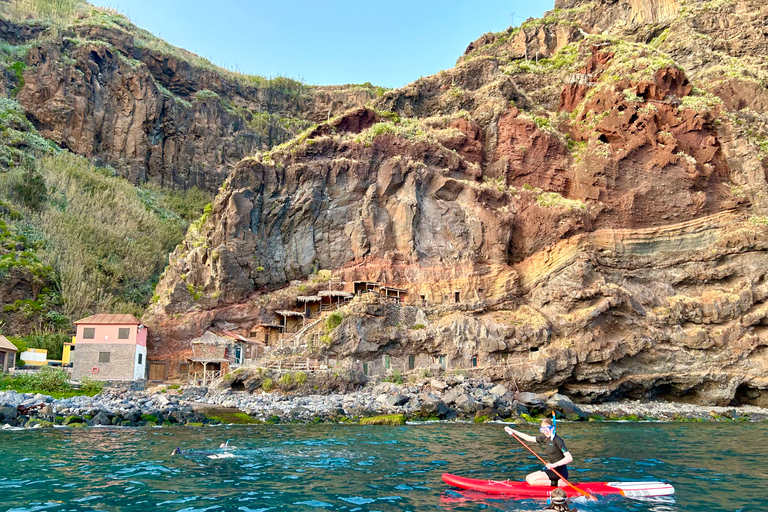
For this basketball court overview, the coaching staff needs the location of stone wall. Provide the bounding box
[72,343,138,381]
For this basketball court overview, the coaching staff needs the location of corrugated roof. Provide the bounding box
[74,314,141,325]
[0,335,18,351]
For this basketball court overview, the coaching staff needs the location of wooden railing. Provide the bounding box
[189,370,224,385]
[260,359,328,373]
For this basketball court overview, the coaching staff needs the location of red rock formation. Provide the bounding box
[145,1,768,405]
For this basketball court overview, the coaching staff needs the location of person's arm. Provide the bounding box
[504,425,537,443]
[546,450,573,469]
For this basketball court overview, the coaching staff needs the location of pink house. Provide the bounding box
[71,314,147,381]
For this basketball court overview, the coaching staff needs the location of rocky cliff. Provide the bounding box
[0,5,376,192]
[148,0,768,406]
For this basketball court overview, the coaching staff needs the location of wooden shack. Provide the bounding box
[248,323,284,347]
[353,281,380,295]
[296,295,321,319]
[380,286,408,302]
[319,290,353,311]
[276,310,305,334]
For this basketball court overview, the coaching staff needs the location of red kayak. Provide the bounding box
[442,473,674,499]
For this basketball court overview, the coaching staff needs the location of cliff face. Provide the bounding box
[148,0,768,406]
[0,12,375,192]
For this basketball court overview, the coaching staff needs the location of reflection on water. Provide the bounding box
[1,422,766,511]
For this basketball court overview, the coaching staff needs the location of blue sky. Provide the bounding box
[91,1,554,88]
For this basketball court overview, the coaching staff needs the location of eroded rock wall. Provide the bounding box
[1,15,374,191]
[145,0,768,405]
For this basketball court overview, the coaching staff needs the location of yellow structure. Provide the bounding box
[62,338,75,366]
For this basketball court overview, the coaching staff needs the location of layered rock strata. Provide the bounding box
[0,13,374,191]
[147,1,768,405]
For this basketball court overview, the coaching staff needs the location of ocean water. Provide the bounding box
[1,421,766,512]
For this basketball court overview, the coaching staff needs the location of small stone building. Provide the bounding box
[0,335,17,372]
[72,314,147,381]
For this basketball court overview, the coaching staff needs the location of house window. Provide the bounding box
[98,352,110,363]
[118,328,130,339]
[179,362,189,375]
[83,328,95,339]
[138,353,143,365]
[384,355,390,370]
[454,292,460,303]
[408,355,415,370]
[249,331,257,338]
[472,357,477,367]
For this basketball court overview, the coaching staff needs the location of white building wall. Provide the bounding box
[134,344,147,381]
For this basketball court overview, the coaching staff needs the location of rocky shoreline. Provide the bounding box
[2,376,767,429]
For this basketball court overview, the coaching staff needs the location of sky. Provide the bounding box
[91,1,554,89]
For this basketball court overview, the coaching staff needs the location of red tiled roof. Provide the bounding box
[74,314,141,325]
[0,335,18,351]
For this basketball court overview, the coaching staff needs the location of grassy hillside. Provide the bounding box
[0,96,210,352]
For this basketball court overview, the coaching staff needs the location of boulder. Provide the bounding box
[89,411,112,426]
[0,405,18,421]
[430,379,448,391]
[455,394,477,413]
[386,394,409,407]
[489,384,508,396]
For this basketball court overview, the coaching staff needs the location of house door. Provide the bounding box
[235,346,243,364]
[0,351,5,371]
[148,363,166,381]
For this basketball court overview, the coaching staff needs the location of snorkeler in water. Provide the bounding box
[171,441,238,458]
[542,488,573,512]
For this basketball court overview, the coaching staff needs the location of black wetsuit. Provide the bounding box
[535,434,569,486]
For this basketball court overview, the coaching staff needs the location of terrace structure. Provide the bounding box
[379,285,408,302]
[353,281,380,295]
[318,290,353,311]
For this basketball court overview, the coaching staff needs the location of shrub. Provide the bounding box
[294,372,307,386]
[325,311,344,333]
[35,366,69,392]
[279,373,293,387]
[383,370,403,385]
[262,377,273,392]
[79,376,103,396]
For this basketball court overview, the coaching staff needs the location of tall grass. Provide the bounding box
[33,152,207,318]
[0,0,88,22]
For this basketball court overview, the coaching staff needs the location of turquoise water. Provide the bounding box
[1,422,766,511]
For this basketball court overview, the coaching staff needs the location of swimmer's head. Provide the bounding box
[550,488,568,504]
[171,447,181,456]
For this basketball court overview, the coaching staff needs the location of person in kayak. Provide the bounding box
[504,419,573,487]
[542,488,573,512]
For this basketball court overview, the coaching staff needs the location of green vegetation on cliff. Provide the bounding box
[0,97,210,336]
